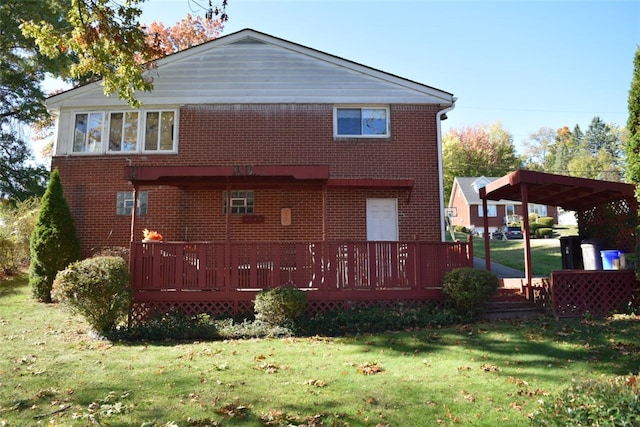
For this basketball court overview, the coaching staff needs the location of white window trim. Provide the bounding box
[70,108,179,155]
[478,204,497,218]
[71,111,105,155]
[333,105,390,138]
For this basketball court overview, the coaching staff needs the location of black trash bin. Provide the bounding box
[581,238,607,270]
[560,236,583,269]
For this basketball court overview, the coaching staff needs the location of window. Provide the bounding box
[73,112,104,152]
[144,111,175,151]
[529,204,548,217]
[223,190,254,214]
[109,112,139,152]
[506,204,516,216]
[335,107,389,137]
[117,191,148,216]
[72,109,176,154]
[478,205,497,217]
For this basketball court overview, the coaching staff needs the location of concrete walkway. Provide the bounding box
[474,257,524,279]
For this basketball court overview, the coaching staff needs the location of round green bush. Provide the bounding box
[52,256,131,333]
[537,216,555,228]
[254,286,307,326]
[441,267,499,318]
[535,227,553,238]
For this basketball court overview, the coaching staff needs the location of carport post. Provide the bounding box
[520,184,533,287]
[482,197,491,271]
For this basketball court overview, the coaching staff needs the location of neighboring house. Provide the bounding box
[45,29,468,316]
[448,176,558,236]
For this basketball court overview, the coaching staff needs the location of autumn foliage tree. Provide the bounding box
[21,0,228,107]
[442,122,522,202]
[145,14,224,58]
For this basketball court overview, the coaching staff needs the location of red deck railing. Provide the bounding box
[129,240,473,320]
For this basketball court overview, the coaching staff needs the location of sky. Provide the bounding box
[138,0,637,154]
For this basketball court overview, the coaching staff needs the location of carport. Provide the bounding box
[479,170,638,317]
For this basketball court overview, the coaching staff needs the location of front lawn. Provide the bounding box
[2,274,640,426]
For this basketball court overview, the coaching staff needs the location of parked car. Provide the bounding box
[493,226,523,240]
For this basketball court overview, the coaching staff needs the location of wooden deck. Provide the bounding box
[129,240,473,320]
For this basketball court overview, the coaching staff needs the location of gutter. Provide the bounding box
[436,98,457,242]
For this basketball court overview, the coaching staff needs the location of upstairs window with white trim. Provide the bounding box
[109,112,139,152]
[334,107,389,137]
[144,111,175,151]
[73,112,104,153]
[72,110,177,154]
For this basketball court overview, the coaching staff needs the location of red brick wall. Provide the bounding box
[52,104,443,257]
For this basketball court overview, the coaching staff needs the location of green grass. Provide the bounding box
[450,225,580,276]
[2,274,640,426]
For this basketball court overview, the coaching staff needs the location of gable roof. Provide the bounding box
[450,176,513,206]
[46,28,455,110]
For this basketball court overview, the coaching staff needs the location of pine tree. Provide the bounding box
[29,169,80,302]
[625,46,640,200]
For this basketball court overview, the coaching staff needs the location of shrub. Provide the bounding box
[298,303,463,336]
[107,313,292,342]
[537,216,555,228]
[453,225,468,233]
[254,286,307,326]
[52,256,131,333]
[29,170,80,302]
[535,227,553,238]
[0,198,39,274]
[441,267,499,318]
[530,375,640,426]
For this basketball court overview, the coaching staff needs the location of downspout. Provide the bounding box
[437,98,457,242]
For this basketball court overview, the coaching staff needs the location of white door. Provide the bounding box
[366,198,398,241]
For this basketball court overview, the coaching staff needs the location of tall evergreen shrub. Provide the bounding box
[29,169,80,302]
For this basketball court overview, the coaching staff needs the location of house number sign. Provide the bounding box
[233,165,254,176]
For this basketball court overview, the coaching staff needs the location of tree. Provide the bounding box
[442,122,522,202]
[625,46,640,200]
[145,14,224,57]
[521,127,557,171]
[547,126,580,175]
[21,0,229,108]
[0,119,49,200]
[0,198,40,274]
[0,1,71,200]
[29,169,80,302]
[0,0,71,122]
[569,117,625,180]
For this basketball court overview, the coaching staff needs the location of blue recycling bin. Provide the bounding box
[600,250,621,270]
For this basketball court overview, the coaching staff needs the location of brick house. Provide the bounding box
[45,29,470,317]
[448,176,558,236]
